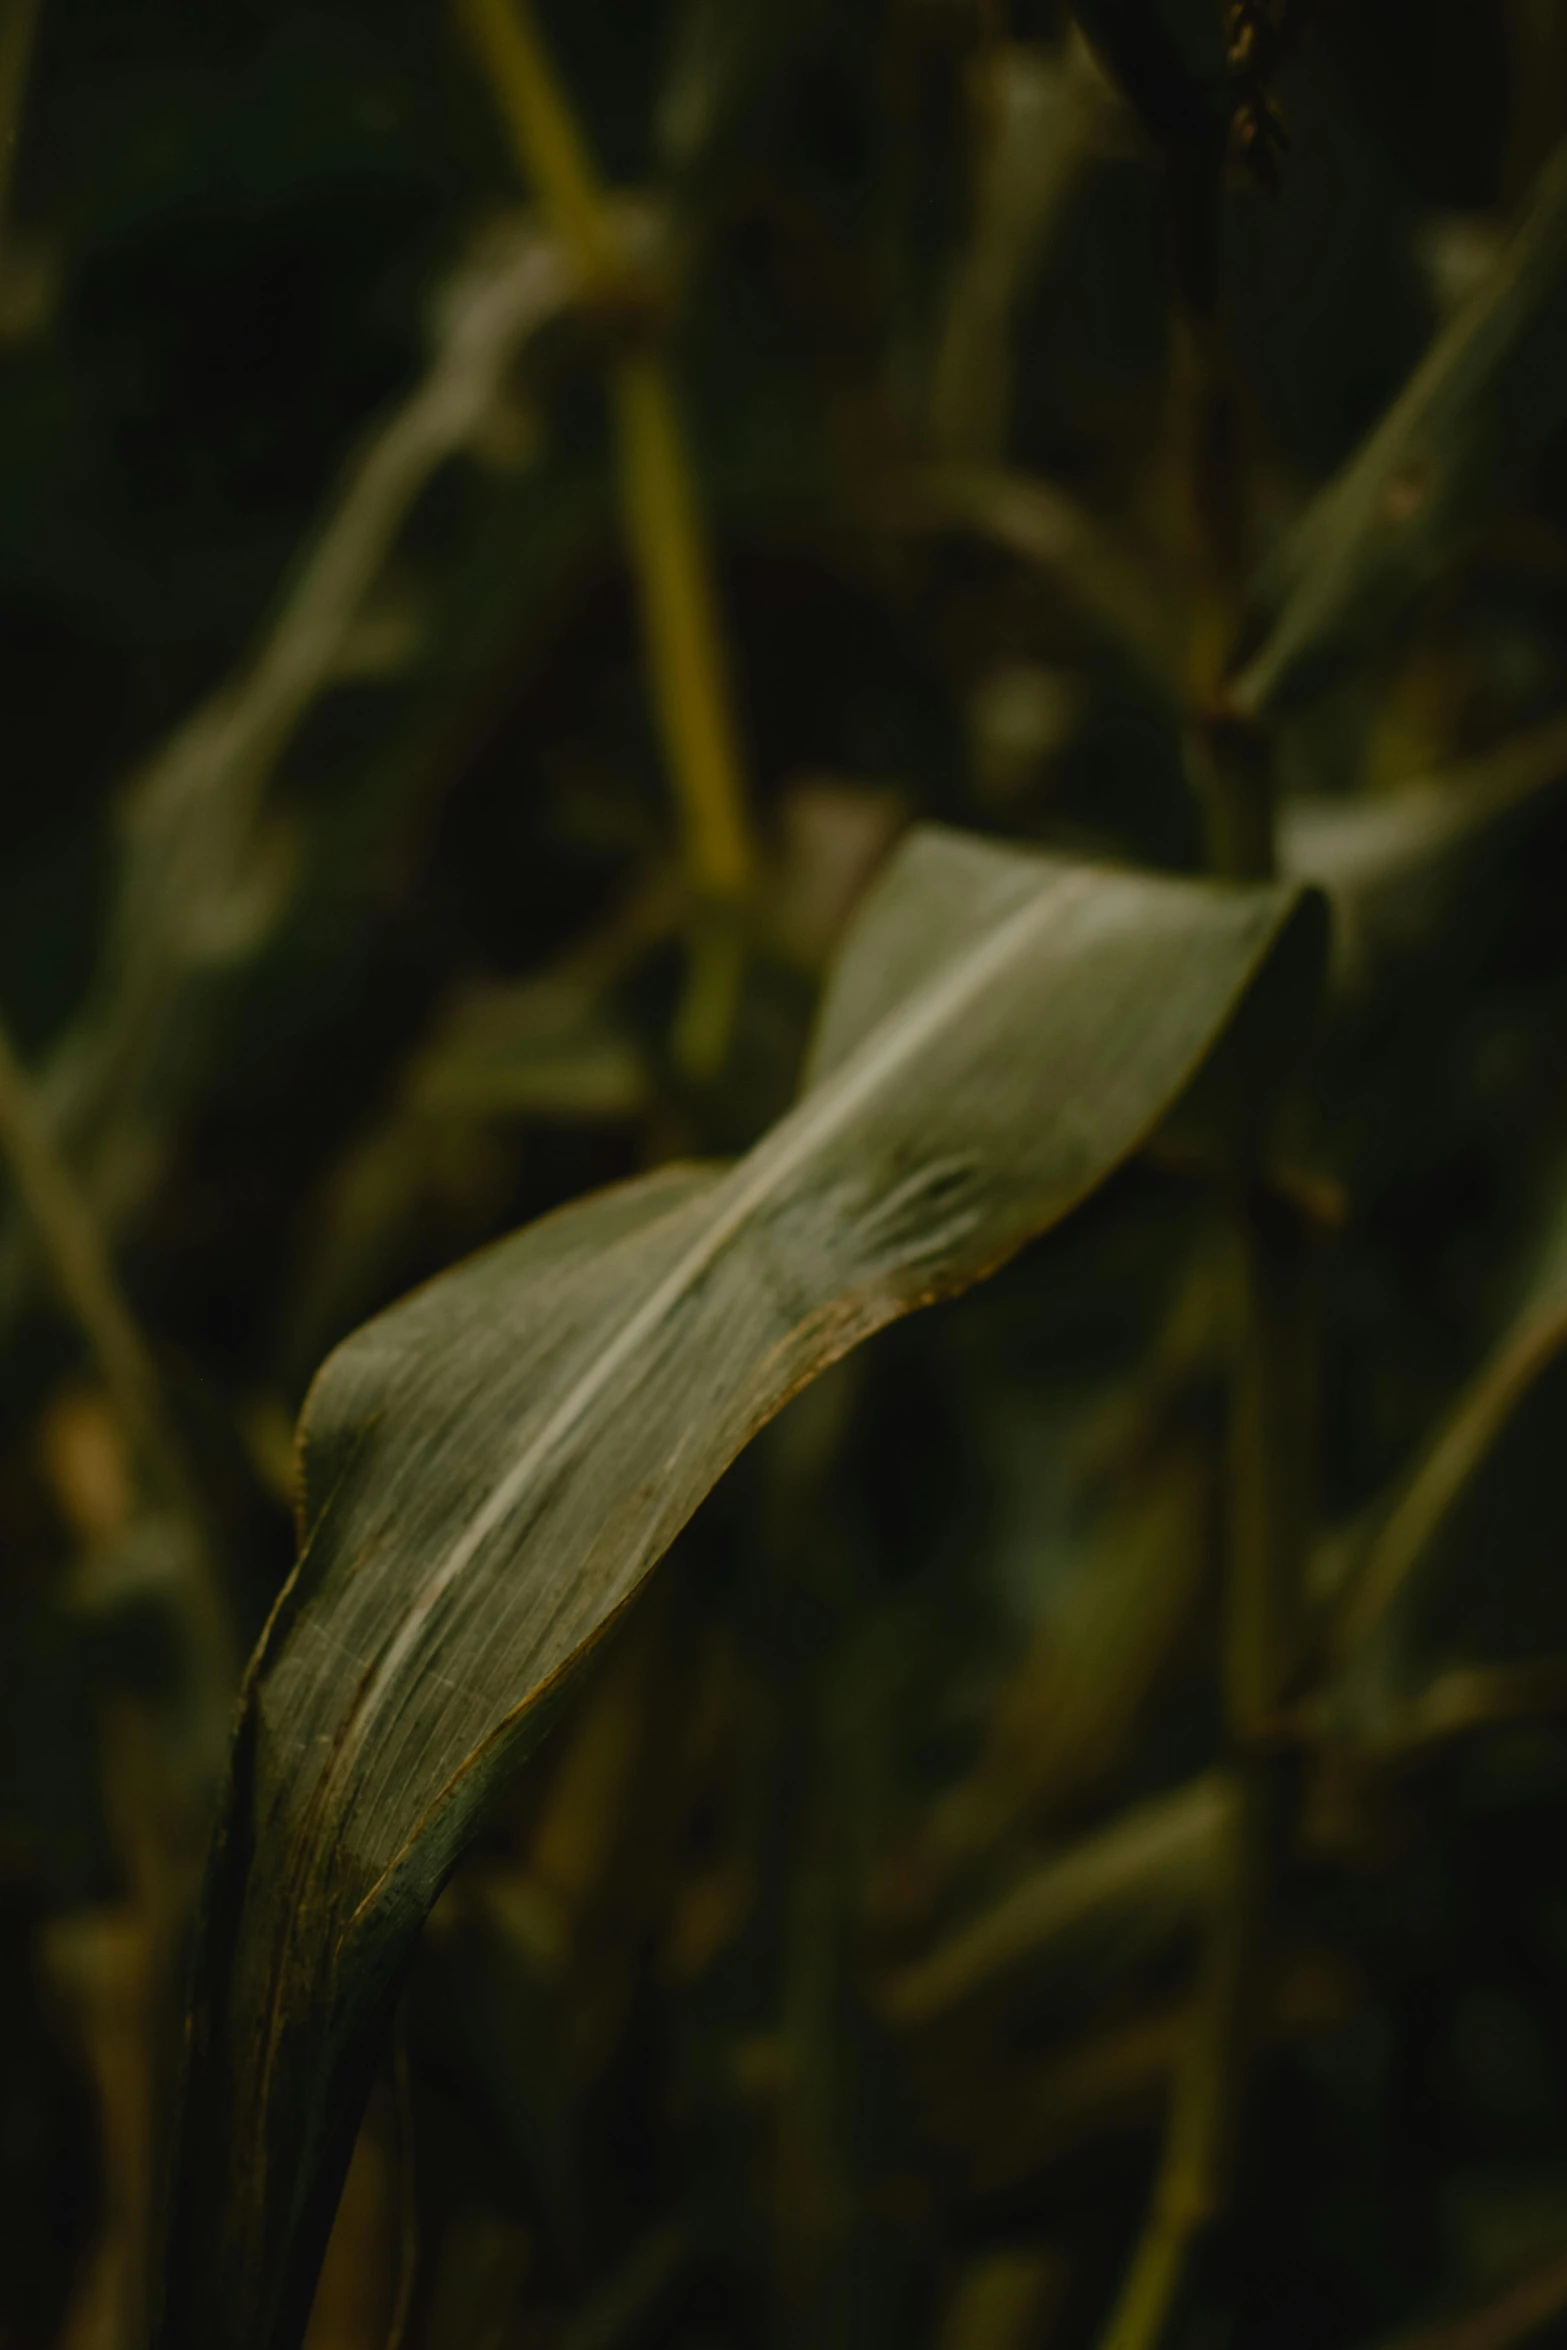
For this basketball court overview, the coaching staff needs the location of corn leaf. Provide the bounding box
[156,824,1324,2350]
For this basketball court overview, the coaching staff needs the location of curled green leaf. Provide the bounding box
[157,826,1324,2350]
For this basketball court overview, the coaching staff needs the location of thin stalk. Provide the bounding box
[0,1007,237,2350]
[1094,1778,1262,2350]
[455,0,758,1071]
[1158,126,1277,881]
[1093,114,1309,2350]
[1227,1185,1315,1733]
[1161,118,1307,1735]
[0,1010,184,1505]
[456,0,617,289]
[612,355,755,903]
[0,1009,236,1714]
[1333,1289,1567,1671]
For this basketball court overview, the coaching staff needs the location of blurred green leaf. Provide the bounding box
[406,976,654,1122]
[1332,1176,1567,1720]
[928,34,1120,466]
[1280,710,1567,987]
[881,1772,1229,2029]
[1235,145,1567,715]
[914,465,1184,705]
[0,220,572,1316]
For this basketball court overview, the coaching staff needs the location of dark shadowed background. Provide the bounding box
[7,4,1567,2348]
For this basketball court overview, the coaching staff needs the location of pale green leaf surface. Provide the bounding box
[158,826,1323,2350]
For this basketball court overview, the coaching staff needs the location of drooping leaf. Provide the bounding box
[157,825,1324,2350]
[1280,710,1567,987]
[1233,146,1567,715]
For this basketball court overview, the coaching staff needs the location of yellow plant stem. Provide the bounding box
[0,1013,237,1708]
[0,1013,181,1504]
[455,0,758,1071]
[457,0,616,289]
[612,353,754,902]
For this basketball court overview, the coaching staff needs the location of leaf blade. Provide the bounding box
[159,826,1325,2350]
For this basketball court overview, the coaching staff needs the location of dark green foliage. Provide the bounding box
[4,7,1567,2350]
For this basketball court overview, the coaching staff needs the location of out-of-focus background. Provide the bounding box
[9,3,1567,2347]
